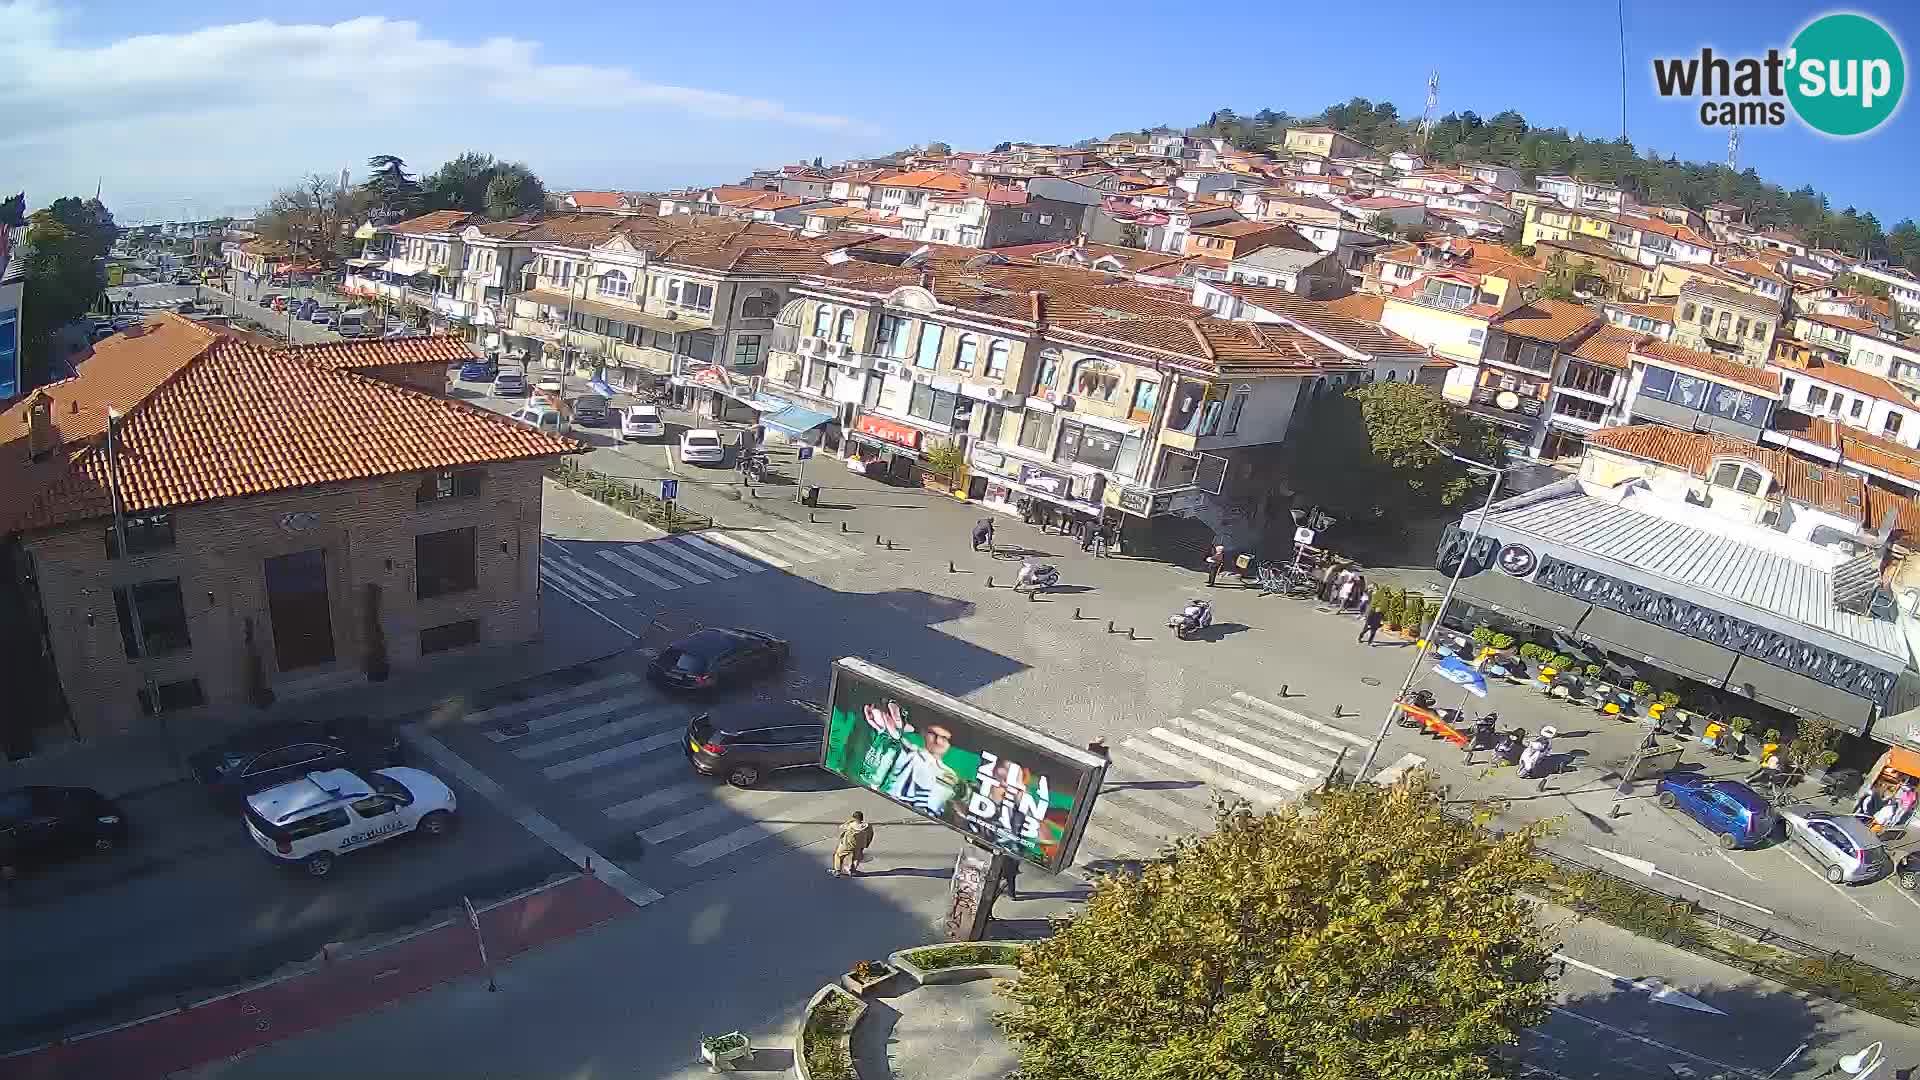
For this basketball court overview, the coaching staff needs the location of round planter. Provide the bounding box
[793,984,866,1080]
[886,941,1027,987]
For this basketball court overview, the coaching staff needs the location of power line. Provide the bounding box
[1618,0,1629,141]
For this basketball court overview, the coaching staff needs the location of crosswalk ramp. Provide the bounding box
[1071,691,1421,874]
[538,523,863,603]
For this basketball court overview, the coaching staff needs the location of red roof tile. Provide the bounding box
[1491,299,1602,344]
[388,210,477,235]
[1588,424,1865,519]
[1568,324,1645,370]
[1631,339,1783,395]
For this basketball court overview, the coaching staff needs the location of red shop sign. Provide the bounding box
[856,415,922,450]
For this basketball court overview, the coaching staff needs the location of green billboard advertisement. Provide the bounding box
[821,658,1106,873]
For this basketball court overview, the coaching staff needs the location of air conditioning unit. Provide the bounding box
[798,336,824,355]
[824,341,851,359]
[992,386,1020,403]
[913,371,933,384]
[872,360,901,376]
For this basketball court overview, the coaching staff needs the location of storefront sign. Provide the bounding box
[1018,463,1075,499]
[973,448,1009,474]
[931,375,961,393]
[821,658,1107,873]
[960,382,1001,402]
[1117,487,1153,516]
[1024,395,1056,413]
[856,414,923,450]
[1496,543,1538,577]
[1163,488,1207,515]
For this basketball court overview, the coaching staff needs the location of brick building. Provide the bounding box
[0,314,577,750]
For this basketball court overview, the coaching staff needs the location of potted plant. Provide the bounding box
[1630,679,1652,700]
[699,1031,752,1071]
[1470,626,1496,648]
[1489,632,1515,652]
[1728,716,1754,758]
[1382,588,1404,631]
[840,958,895,995]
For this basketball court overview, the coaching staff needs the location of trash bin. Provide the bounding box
[803,485,821,507]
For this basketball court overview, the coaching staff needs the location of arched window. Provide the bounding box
[1387,369,1398,381]
[740,289,779,319]
[812,305,833,337]
[597,269,631,298]
[1034,349,1062,391]
[1071,358,1121,401]
[835,310,856,344]
[985,340,1010,379]
[954,334,978,372]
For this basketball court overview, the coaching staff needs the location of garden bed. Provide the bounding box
[889,941,1027,986]
[546,458,711,533]
[794,984,864,1080]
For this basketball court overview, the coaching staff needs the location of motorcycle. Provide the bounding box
[1014,561,1060,594]
[1168,598,1214,640]
[1493,727,1527,766]
[1518,726,1557,779]
[1898,852,1919,892]
[738,450,769,484]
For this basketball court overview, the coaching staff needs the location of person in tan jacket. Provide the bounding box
[831,811,873,876]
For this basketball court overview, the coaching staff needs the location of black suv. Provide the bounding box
[1,786,130,877]
[685,705,825,788]
[189,716,404,806]
[649,628,790,693]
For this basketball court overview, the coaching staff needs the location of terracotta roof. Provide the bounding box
[1631,339,1783,395]
[1840,429,1920,487]
[1,317,219,447]
[1588,424,1866,519]
[1568,324,1645,370]
[290,335,476,371]
[1537,233,1642,267]
[1804,311,1884,335]
[1865,485,1920,534]
[1799,359,1912,404]
[872,170,974,193]
[1609,301,1676,323]
[1680,279,1780,312]
[389,210,476,236]
[1320,293,1386,322]
[566,191,626,209]
[0,314,575,537]
[1725,257,1788,284]
[1213,287,1425,356]
[1491,299,1602,344]
[1769,409,1840,448]
[1345,196,1423,210]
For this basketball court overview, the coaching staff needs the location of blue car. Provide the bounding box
[459,358,498,382]
[1655,773,1777,849]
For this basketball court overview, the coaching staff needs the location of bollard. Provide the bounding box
[1107,620,1115,634]
[1073,607,1082,620]
[875,534,883,546]
[1279,683,1290,698]
[986,575,995,589]
[584,855,593,873]
[885,538,894,550]
[1127,627,1137,640]
[810,512,818,523]
[949,560,956,573]
[1027,588,1036,602]
[1607,801,1623,819]
[841,521,849,533]
[1334,704,1345,718]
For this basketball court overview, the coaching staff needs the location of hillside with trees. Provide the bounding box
[1168,99,1920,275]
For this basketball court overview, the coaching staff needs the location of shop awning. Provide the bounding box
[1724,656,1876,735]
[1574,607,1740,687]
[764,405,835,437]
[516,289,711,333]
[1453,572,1592,634]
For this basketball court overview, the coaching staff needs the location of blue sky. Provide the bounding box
[4,0,1914,227]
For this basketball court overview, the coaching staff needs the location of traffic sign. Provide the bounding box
[1293,526,1316,546]
[797,446,814,461]
[661,479,679,501]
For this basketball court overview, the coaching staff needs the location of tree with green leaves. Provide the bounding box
[484,163,547,221]
[1277,380,1506,521]
[1366,213,1398,239]
[360,154,422,222]
[998,773,1557,1080]
[18,195,117,390]
[421,152,550,220]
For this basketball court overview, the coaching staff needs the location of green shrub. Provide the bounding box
[1585,664,1603,679]
[1551,654,1574,669]
[1489,632,1515,651]
[802,989,861,1080]
[1660,692,1682,709]
[1631,680,1652,697]
[906,943,1024,970]
[1470,626,1496,647]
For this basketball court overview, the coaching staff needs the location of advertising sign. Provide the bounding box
[855,414,922,450]
[821,658,1107,873]
[0,308,17,401]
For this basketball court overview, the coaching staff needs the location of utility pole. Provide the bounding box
[1419,71,1440,152]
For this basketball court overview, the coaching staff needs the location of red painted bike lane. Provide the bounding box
[0,875,632,1080]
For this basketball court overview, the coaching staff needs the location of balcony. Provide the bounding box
[1464,386,1544,433]
[463,266,502,287]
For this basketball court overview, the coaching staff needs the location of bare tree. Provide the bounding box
[257,174,373,270]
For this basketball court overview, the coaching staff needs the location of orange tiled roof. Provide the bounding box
[389,210,476,235]
[1568,324,1645,370]
[2,316,219,446]
[1609,301,1676,323]
[1588,424,1866,519]
[289,335,476,371]
[1800,359,1912,404]
[566,191,626,209]
[1840,428,1920,487]
[1321,293,1386,322]
[1491,299,1602,344]
[872,170,974,193]
[1865,485,1920,534]
[1631,339,1782,394]
[1213,287,1425,356]
[1769,409,1840,449]
[0,314,576,536]
[1805,311,1883,335]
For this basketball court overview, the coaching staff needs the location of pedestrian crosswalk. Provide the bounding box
[449,669,1427,883]
[538,523,864,603]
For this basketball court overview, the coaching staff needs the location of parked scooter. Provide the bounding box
[738,449,769,484]
[1898,851,1919,892]
[1492,727,1528,766]
[1169,598,1215,640]
[1395,687,1440,727]
[1014,560,1060,594]
[1518,726,1557,779]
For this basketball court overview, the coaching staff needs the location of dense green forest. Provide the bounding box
[1110,98,1920,276]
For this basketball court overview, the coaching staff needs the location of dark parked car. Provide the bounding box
[1655,773,1777,849]
[569,394,611,426]
[648,628,790,693]
[685,705,825,788]
[188,716,404,805]
[1,786,129,876]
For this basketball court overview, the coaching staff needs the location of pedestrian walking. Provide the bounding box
[1358,606,1385,645]
[831,811,873,876]
[972,517,995,552]
[1345,574,1367,613]
[1205,544,1225,587]
[1336,572,1357,611]
[997,857,1020,901]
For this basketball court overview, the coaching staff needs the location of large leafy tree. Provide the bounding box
[18,195,117,390]
[423,152,549,220]
[360,154,422,222]
[999,774,1557,1080]
[483,163,547,221]
[1278,380,1506,521]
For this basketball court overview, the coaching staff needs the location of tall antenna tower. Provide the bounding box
[1727,126,1740,171]
[1418,70,1440,150]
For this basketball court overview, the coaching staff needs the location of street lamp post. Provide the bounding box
[1353,441,1507,784]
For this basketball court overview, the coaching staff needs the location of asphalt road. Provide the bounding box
[110,282,346,345]
[0,771,571,1051]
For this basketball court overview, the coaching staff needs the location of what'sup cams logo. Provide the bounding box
[1653,12,1906,137]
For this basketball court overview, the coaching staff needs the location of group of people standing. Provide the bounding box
[1855,778,1919,833]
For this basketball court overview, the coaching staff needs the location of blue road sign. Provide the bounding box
[797,446,814,461]
[660,478,679,501]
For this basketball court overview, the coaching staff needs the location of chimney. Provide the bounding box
[25,392,56,460]
[1030,290,1049,330]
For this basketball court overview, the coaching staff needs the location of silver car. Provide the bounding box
[1781,809,1891,884]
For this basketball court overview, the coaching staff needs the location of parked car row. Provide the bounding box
[1654,771,1894,883]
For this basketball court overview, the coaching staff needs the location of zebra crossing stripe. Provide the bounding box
[674,533,769,573]
[1120,736,1289,806]
[512,712,686,760]
[674,790,822,867]
[1085,796,1189,855]
[540,567,599,606]
[650,538,738,579]
[618,543,711,585]
[1147,726,1307,795]
[598,549,682,591]
[474,674,641,735]
[600,780,709,821]
[1201,701,1350,763]
[1229,692,1370,748]
[486,691,661,742]
[541,729,689,779]
[764,523,855,560]
[1164,715,1325,782]
[1100,772,1221,832]
[702,530,793,569]
[544,551,633,598]
[638,801,738,845]
[572,756,690,801]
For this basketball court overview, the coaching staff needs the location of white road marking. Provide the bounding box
[1147,726,1307,794]
[538,567,598,606]
[541,730,688,779]
[544,551,634,598]
[1545,1008,1759,1078]
[1228,691,1370,747]
[1892,883,1920,914]
[597,549,683,591]
[1779,848,1891,925]
[703,530,793,568]
[487,691,661,740]
[767,522,857,560]
[1120,736,1286,807]
[537,540,640,640]
[650,538,738,579]
[1163,715,1323,781]
[673,790,822,867]
[674,533,769,574]
[512,713,680,760]
[1552,953,1726,1015]
[1584,845,1776,915]
[619,542,710,584]
[601,780,710,821]
[1714,849,1762,881]
[404,726,661,908]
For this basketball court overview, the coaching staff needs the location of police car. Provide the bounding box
[243,768,457,878]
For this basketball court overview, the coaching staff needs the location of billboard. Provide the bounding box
[821,658,1107,873]
[0,307,18,402]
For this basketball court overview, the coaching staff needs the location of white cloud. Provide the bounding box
[0,2,858,134]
